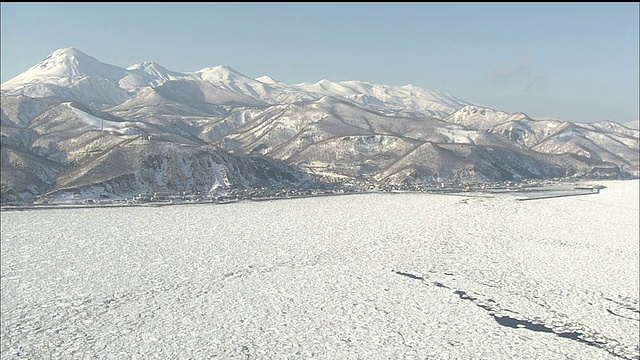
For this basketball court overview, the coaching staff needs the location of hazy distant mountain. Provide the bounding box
[1,48,638,204]
[623,120,640,130]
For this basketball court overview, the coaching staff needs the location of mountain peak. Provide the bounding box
[316,79,334,85]
[50,47,84,57]
[127,61,163,70]
[1,47,132,108]
[195,65,249,82]
[215,64,237,72]
[444,104,532,130]
[197,64,239,74]
[38,47,97,73]
[2,47,127,88]
[122,61,182,86]
[256,75,278,84]
[42,47,104,69]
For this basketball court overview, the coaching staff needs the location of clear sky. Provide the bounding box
[1,2,638,124]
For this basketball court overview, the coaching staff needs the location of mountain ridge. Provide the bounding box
[1,48,638,204]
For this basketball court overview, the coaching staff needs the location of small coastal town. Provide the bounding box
[1,175,605,210]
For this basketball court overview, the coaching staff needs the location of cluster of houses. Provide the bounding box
[54,173,606,207]
[119,176,582,206]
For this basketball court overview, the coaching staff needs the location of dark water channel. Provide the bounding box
[394,271,634,360]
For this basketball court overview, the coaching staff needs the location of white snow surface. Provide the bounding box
[63,103,137,135]
[1,180,639,359]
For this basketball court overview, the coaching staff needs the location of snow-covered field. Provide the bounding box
[1,180,638,359]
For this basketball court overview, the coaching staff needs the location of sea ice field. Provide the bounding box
[1,180,639,359]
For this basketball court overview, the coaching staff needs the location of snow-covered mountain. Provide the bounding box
[489,118,639,168]
[444,105,531,130]
[623,120,639,130]
[191,65,469,119]
[0,94,313,204]
[1,48,470,118]
[1,48,638,204]
[2,48,130,109]
[120,61,185,92]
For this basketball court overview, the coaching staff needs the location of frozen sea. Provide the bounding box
[1,180,639,359]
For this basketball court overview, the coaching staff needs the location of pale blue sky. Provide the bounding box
[1,2,638,123]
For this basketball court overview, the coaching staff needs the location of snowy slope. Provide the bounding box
[489,118,573,148]
[193,65,316,104]
[206,97,583,182]
[581,120,640,138]
[623,120,639,130]
[192,65,470,119]
[2,48,127,88]
[443,105,531,130]
[0,95,52,127]
[119,61,185,92]
[108,78,268,122]
[43,142,313,202]
[488,118,640,175]
[293,80,470,119]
